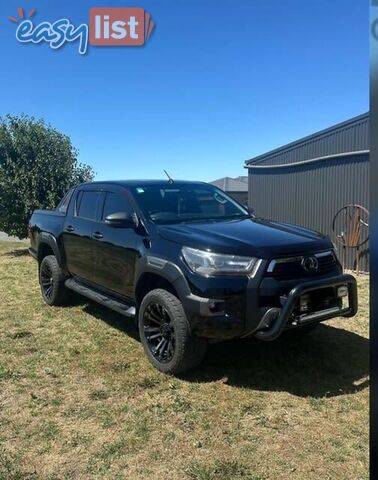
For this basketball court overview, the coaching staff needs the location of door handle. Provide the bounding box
[92,231,103,240]
[65,225,75,232]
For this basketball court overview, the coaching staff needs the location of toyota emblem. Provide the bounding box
[301,256,319,273]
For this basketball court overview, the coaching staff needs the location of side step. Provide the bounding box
[65,278,136,318]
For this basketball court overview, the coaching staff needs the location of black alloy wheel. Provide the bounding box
[40,260,54,301]
[138,289,207,374]
[143,302,176,363]
[39,255,71,306]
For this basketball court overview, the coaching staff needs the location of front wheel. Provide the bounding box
[138,289,207,374]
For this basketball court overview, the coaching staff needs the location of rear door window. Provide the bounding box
[76,191,101,220]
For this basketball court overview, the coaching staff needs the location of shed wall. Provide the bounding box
[248,153,369,271]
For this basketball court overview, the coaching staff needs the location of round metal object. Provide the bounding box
[332,204,369,248]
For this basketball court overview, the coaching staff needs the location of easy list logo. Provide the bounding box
[9,7,155,55]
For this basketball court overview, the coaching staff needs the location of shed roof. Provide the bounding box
[245,112,369,167]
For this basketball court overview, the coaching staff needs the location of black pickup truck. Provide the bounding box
[29,180,358,374]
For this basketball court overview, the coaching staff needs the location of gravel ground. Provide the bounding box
[0,232,24,242]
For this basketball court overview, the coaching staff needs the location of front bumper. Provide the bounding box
[182,292,245,339]
[182,273,358,341]
[253,274,357,341]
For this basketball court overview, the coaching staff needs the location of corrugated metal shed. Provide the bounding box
[246,113,370,271]
[210,176,248,205]
[211,176,248,191]
[246,112,369,166]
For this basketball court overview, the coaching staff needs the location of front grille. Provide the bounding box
[267,251,338,281]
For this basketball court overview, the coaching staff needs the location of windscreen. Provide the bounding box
[132,184,248,224]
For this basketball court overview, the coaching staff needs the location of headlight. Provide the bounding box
[181,246,261,276]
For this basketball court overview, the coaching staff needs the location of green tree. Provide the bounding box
[0,115,94,238]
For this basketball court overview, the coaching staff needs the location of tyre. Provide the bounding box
[138,288,207,374]
[39,255,71,306]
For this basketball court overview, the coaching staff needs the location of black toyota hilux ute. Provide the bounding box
[29,181,358,374]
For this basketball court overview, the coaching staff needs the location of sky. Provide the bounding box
[0,0,369,182]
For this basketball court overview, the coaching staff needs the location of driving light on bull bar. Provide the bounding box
[182,246,261,276]
[337,285,348,298]
[299,294,310,313]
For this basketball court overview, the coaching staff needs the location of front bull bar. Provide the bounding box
[253,274,358,342]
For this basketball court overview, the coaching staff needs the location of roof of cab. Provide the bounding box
[79,180,209,187]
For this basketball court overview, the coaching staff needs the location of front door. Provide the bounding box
[92,188,138,300]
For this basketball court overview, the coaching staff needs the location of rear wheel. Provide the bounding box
[138,289,207,374]
[39,255,71,306]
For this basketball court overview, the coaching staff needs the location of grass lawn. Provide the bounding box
[0,241,369,480]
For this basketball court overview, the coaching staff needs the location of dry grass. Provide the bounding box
[0,241,369,480]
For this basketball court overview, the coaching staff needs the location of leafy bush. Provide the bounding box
[0,115,94,238]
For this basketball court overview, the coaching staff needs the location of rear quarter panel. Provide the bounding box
[29,210,66,262]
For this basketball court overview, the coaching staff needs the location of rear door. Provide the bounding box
[63,187,102,283]
[91,187,139,300]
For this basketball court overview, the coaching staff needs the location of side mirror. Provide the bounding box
[105,212,136,228]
